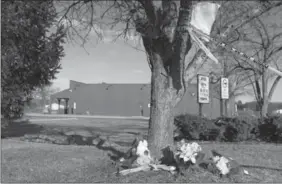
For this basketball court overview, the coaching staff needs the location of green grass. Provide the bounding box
[2,117,282,183]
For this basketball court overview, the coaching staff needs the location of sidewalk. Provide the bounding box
[25,113,150,121]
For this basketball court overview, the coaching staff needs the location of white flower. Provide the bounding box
[213,156,230,175]
[119,157,125,162]
[136,140,153,166]
[176,140,202,164]
[136,140,149,156]
[191,157,196,164]
[243,169,249,175]
[169,166,176,171]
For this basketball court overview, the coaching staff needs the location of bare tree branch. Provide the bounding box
[272,32,282,41]
[267,46,282,61]
[58,1,82,24]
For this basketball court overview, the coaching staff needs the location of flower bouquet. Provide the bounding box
[175,139,204,167]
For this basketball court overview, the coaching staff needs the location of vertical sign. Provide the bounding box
[197,74,210,104]
[73,102,76,109]
[221,78,229,99]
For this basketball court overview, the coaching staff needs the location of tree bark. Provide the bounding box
[148,62,174,159]
[146,50,185,159]
[261,72,268,117]
[136,0,192,160]
[268,76,281,102]
[253,75,263,117]
[260,75,281,117]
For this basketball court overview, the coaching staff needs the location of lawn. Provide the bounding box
[1,117,282,183]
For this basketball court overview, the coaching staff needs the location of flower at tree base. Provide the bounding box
[212,156,230,175]
[211,150,245,176]
[175,140,202,164]
[136,140,153,166]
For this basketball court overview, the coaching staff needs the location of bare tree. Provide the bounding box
[204,1,282,118]
[57,0,282,158]
[208,45,256,117]
[210,62,254,117]
[224,5,282,117]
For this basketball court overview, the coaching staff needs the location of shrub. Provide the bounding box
[216,117,258,142]
[256,116,282,143]
[174,114,261,143]
[1,117,10,137]
[174,114,219,141]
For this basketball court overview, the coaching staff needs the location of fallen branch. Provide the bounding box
[117,164,176,176]
[118,165,151,175]
[149,164,176,172]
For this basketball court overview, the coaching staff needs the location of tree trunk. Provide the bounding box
[261,72,268,117]
[268,75,281,102]
[138,0,192,160]
[147,53,184,159]
[254,75,263,117]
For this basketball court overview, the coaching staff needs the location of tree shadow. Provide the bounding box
[113,141,132,147]
[125,131,141,136]
[2,120,137,164]
[96,139,126,160]
[65,134,126,161]
[160,146,178,166]
[1,120,44,138]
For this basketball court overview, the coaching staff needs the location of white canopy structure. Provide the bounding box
[45,103,65,111]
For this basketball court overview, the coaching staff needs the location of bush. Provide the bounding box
[174,114,219,141]
[1,117,9,134]
[216,117,258,142]
[174,114,264,143]
[256,116,282,143]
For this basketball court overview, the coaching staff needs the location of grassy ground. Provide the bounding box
[2,116,282,183]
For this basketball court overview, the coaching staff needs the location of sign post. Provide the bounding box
[197,75,210,117]
[221,78,229,100]
[220,77,229,117]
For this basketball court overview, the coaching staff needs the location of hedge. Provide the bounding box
[174,114,282,143]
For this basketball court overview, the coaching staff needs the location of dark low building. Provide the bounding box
[51,80,236,118]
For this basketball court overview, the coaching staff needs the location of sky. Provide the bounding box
[52,37,151,87]
[51,2,282,103]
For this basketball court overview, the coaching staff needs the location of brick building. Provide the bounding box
[51,80,236,118]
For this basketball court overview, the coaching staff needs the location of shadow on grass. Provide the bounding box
[1,120,44,138]
[96,139,126,161]
[65,134,126,161]
[2,119,144,164]
[113,141,132,147]
[125,130,147,136]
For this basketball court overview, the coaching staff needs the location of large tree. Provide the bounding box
[59,0,282,158]
[1,1,65,121]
